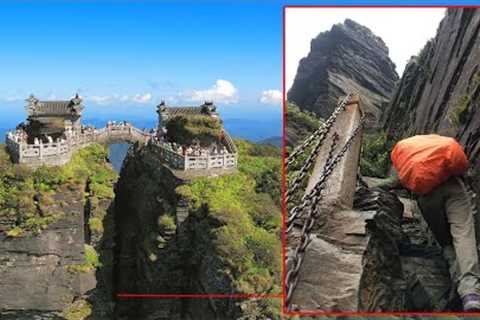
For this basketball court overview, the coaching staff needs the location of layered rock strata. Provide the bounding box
[288,19,398,128]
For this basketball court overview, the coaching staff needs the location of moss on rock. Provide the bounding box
[360,132,394,178]
[177,139,281,317]
[62,299,92,320]
[66,244,102,273]
[0,144,117,237]
[166,115,223,146]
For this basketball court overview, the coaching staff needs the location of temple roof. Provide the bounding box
[157,101,217,117]
[26,94,84,118]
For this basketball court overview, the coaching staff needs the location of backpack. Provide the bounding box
[391,134,469,194]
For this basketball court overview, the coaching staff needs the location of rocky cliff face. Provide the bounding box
[0,187,87,319]
[0,139,281,319]
[288,19,398,128]
[357,7,480,313]
[382,8,480,185]
[0,144,117,319]
[114,141,282,320]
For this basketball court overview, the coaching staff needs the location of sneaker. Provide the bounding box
[463,293,480,311]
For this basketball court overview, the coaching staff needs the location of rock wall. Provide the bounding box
[288,19,398,129]
[0,144,117,319]
[113,143,240,320]
[382,8,480,186]
[0,188,87,317]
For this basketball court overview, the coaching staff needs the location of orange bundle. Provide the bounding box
[391,134,469,194]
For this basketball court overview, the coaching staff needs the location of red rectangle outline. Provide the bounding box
[282,3,480,318]
[115,4,480,318]
[117,294,283,299]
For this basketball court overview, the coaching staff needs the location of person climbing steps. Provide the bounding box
[377,134,480,312]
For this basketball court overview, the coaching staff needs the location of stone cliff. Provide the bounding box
[294,9,480,319]
[288,19,398,129]
[0,144,117,319]
[287,8,480,315]
[382,8,480,187]
[114,140,282,320]
[0,139,282,320]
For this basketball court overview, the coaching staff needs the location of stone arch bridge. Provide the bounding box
[6,96,238,170]
[6,122,151,167]
[93,123,151,145]
[6,122,237,171]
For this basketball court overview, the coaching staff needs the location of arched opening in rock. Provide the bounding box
[108,143,130,173]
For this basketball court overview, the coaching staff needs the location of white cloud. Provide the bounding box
[285,8,445,90]
[4,96,23,102]
[183,79,238,104]
[87,95,113,104]
[115,94,130,102]
[84,93,152,105]
[132,92,152,103]
[260,89,282,105]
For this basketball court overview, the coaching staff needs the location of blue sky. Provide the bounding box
[0,0,283,138]
[1,0,478,140]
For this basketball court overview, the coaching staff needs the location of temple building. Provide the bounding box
[157,101,219,129]
[6,95,236,170]
[156,101,224,146]
[23,94,84,143]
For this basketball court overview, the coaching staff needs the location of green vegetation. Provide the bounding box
[417,40,433,67]
[285,102,322,207]
[360,132,394,178]
[450,94,471,127]
[88,217,104,233]
[158,214,176,232]
[286,101,322,148]
[0,144,117,236]
[235,139,281,205]
[473,70,480,87]
[6,226,23,237]
[62,299,92,320]
[67,244,102,273]
[166,115,223,146]
[176,139,281,317]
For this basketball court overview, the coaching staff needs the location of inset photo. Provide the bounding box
[0,2,283,319]
[284,6,480,315]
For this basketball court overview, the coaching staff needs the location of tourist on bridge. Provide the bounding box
[378,134,480,311]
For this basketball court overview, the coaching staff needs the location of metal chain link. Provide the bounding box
[286,118,363,232]
[286,124,341,203]
[286,132,339,203]
[285,116,364,308]
[286,133,337,234]
[286,93,353,170]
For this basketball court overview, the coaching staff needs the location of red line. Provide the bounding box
[285,310,480,317]
[117,293,283,299]
[281,4,480,317]
[281,3,288,315]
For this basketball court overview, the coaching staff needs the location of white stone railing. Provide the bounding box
[153,143,186,170]
[185,153,237,170]
[223,130,238,154]
[5,122,237,171]
[152,141,237,170]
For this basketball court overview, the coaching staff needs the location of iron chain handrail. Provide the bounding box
[285,93,352,170]
[285,115,364,308]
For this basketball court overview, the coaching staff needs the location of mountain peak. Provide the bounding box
[289,19,398,129]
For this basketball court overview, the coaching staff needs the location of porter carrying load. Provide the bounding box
[391,134,469,194]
